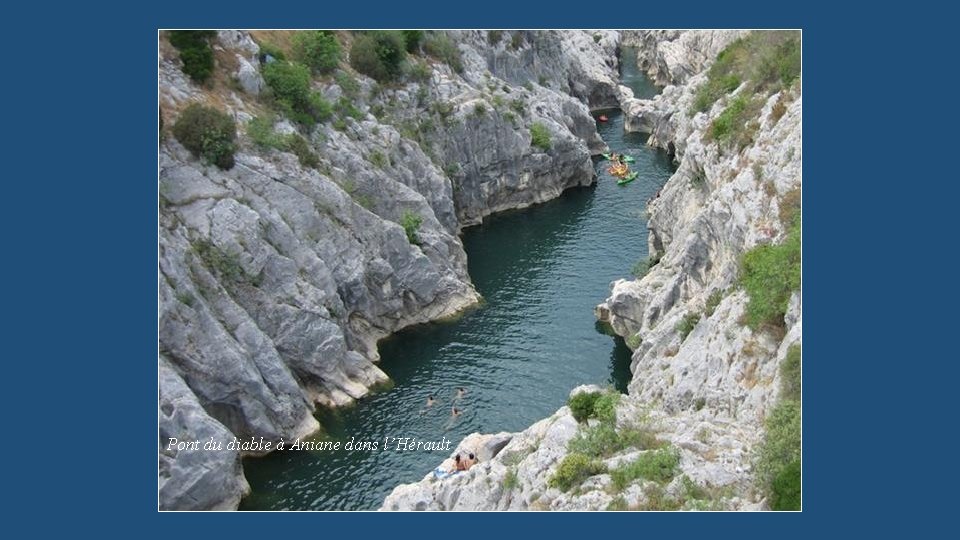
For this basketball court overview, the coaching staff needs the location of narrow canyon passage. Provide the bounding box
[240,49,674,511]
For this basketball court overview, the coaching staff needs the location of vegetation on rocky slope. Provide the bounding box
[740,215,801,330]
[691,30,801,115]
[757,344,802,510]
[695,31,801,151]
[292,31,341,74]
[172,103,236,169]
[168,31,216,83]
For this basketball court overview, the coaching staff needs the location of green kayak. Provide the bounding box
[617,172,639,185]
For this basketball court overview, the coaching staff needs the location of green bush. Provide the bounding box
[246,114,286,149]
[678,312,701,341]
[781,344,801,402]
[610,447,680,490]
[402,30,424,52]
[400,211,423,244]
[548,454,606,492]
[262,61,332,126]
[406,61,432,83]
[631,255,660,278]
[625,333,642,350]
[349,31,407,82]
[335,96,364,120]
[568,391,601,423]
[692,74,740,114]
[757,341,802,509]
[530,122,551,151]
[740,222,801,329]
[173,103,237,169]
[257,42,286,62]
[193,239,250,283]
[568,422,659,460]
[285,133,319,168]
[592,392,619,423]
[510,32,524,50]
[502,468,518,490]
[771,460,801,510]
[168,31,216,83]
[292,31,341,74]
[423,33,464,73]
[708,94,754,144]
[607,496,628,511]
[757,400,801,485]
[779,187,801,229]
[488,30,504,44]
[369,150,387,168]
[246,115,317,168]
[705,289,725,317]
[335,71,360,99]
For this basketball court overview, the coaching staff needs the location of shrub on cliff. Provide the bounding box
[422,33,463,74]
[610,447,680,490]
[548,453,606,492]
[246,114,319,169]
[771,459,801,510]
[261,61,332,126]
[708,94,762,150]
[168,31,216,83]
[757,343,801,509]
[173,103,236,169]
[631,255,660,278]
[400,211,423,244]
[780,344,801,402]
[292,31,341,74]
[530,122,551,151]
[757,400,801,492]
[350,31,407,82]
[568,391,601,422]
[740,221,801,329]
[401,30,424,52]
[677,312,701,341]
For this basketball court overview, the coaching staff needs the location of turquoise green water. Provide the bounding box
[239,48,673,511]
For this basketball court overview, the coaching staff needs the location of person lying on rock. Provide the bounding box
[463,453,478,471]
[454,453,467,471]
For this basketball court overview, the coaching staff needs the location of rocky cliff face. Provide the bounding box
[383,30,801,511]
[622,30,748,87]
[159,30,621,510]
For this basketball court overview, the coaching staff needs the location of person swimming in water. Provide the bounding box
[426,395,436,407]
[455,387,466,399]
[451,406,461,418]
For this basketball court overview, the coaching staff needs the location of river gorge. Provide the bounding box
[159,30,802,511]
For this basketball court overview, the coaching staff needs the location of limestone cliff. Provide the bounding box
[159,30,621,510]
[383,30,801,511]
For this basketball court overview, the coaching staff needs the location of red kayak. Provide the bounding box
[598,115,608,122]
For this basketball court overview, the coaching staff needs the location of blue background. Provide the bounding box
[3,0,951,536]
